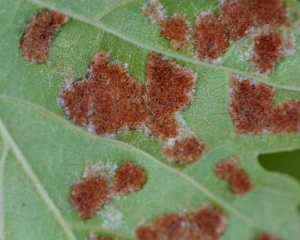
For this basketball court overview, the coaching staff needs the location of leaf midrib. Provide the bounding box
[26,0,300,92]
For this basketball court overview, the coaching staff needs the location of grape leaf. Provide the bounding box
[1,0,300,240]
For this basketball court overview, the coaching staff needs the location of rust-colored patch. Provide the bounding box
[113,161,147,196]
[20,11,68,63]
[69,176,110,219]
[61,51,206,164]
[143,0,190,49]
[60,51,147,135]
[163,136,206,164]
[194,12,228,62]
[89,237,112,240]
[220,0,254,42]
[136,205,227,240]
[161,14,190,50]
[215,158,252,195]
[230,77,300,134]
[252,32,284,74]
[254,232,281,240]
[192,205,227,240]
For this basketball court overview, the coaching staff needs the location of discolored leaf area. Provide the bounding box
[1,0,300,240]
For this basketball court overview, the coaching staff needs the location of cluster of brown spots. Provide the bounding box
[215,158,252,195]
[113,161,147,196]
[70,161,146,219]
[252,32,284,74]
[20,11,68,63]
[142,0,190,49]
[194,0,289,63]
[230,77,300,135]
[163,136,207,164]
[61,51,206,164]
[136,205,227,240]
[254,233,281,240]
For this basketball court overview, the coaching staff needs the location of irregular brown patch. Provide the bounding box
[252,32,284,74]
[215,158,252,195]
[89,237,112,240]
[230,77,300,134]
[193,0,290,64]
[163,136,206,164]
[69,176,110,219]
[136,205,227,240]
[113,161,147,196]
[60,51,147,135]
[61,51,206,164]
[70,161,147,219]
[143,0,190,49]
[161,14,190,50]
[194,12,228,63]
[20,11,68,63]
[254,232,281,240]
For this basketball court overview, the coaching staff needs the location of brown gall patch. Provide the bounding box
[61,51,206,164]
[161,14,191,50]
[252,32,284,74]
[230,77,300,134]
[142,0,165,25]
[163,135,206,164]
[215,158,253,195]
[20,11,68,63]
[254,232,281,240]
[113,161,147,196]
[69,176,110,219]
[194,12,228,63]
[136,205,227,240]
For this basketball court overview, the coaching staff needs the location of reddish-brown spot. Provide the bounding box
[61,51,206,164]
[163,136,206,164]
[143,1,190,50]
[136,205,227,240]
[194,13,228,62]
[89,237,112,240]
[60,51,147,135]
[113,161,147,196]
[254,232,281,240]
[20,11,68,63]
[161,14,190,50]
[192,205,228,240]
[252,32,284,74]
[220,0,254,42]
[69,176,110,219]
[215,158,252,195]
[230,77,300,134]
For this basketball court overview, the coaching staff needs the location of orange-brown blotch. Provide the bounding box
[252,32,284,74]
[113,161,147,196]
[20,11,68,63]
[163,136,206,164]
[69,176,110,219]
[230,77,300,134]
[161,14,190,49]
[215,158,253,195]
[136,205,227,240]
[254,232,282,240]
[194,13,228,62]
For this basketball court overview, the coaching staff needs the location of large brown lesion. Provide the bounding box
[60,51,207,164]
[20,11,69,63]
[254,232,282,240]
[135,205,227,240]
[230,76,300,135]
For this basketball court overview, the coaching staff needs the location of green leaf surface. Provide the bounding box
[0,0,300,240]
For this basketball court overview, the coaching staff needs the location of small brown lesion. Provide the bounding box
[215,158,253,195]
[230,77,300,135]
[254,232,282,240]
[135,205,227,240]
[20,11,69,63]
[142,0,190,50]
